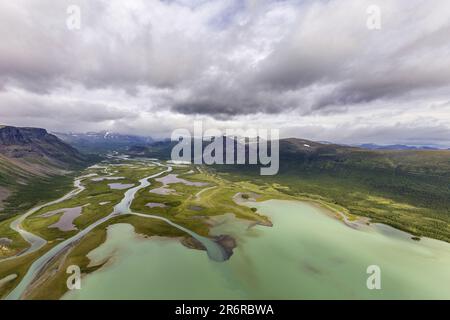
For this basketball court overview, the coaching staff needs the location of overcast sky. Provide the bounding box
[1,0,450,146]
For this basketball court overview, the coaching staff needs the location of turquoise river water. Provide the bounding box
[63,200,450,299]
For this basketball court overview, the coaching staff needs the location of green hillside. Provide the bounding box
[212,139,450,242]
[0,126,95,221]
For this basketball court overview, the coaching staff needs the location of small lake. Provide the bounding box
[39,206,85,232]
[156,174,209,187]
[63,200,450,299]
[108,183,135,190]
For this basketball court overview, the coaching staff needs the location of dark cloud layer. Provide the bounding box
[0,0,449,145]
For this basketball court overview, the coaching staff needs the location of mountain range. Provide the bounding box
[356,143,447,150]
[54,131,154,153]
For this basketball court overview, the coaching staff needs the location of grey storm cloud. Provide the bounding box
[0,0,209,93]
[0,0,449,145]
[0,88,137,122]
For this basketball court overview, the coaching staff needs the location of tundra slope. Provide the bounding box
[216,138,450,242]
[0,125,92,221]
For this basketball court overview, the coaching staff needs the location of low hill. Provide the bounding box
[279,138,450,176]
[357,143,442,150]
[127,140,176,159]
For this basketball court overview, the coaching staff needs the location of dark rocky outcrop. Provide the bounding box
[0,126,86,166]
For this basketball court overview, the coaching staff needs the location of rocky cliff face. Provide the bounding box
[0,126,86,166]
[0,126,47,145]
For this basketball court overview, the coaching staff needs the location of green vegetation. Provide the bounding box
[0,217,29,257]
[23,227,108,300]
[213,143,450,242]
[23,162,164,242]
[0,243,58,299]
[0,125,96,222]
[0,173,78,258]
[131,166,272,236]
[131,137,450,241]
[2,174,76,220]
[2,151,449,300]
